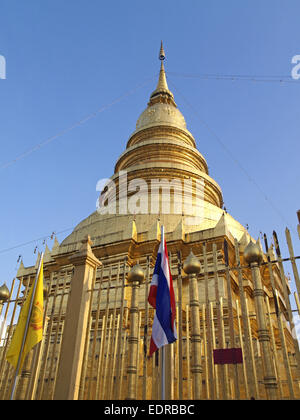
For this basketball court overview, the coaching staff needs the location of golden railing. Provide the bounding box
[0,226,300,400]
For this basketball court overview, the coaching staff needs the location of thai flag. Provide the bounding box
[148,226,177,356]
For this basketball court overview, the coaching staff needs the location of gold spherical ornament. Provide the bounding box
[0,283,10,302]
[243,240,263,265]
[183,250,201,275]
[128,264,145,284]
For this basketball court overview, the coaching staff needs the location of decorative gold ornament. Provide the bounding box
[128,264,145,284]
[0,283,9,302]
[243,240,263,265]
[183,250,201,275]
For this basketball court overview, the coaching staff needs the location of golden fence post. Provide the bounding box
[126,264,144,400]
[119,330,128,399]
[87,266,104,400]
[142,256,150,400]
[175,306,179,398]
[265,296,284,399]
[202,303,209,399]
[78,266,97,400]
[53,235,101,400]
[115,259,128,400]
[273,231,300,371]
[185,304,192,400]
[265,241,295,399]
[104,314,114,399]
[111,314,121,399]
[176,251,184,400]
[244,240,278,400]
[135,311,142,399]
[223,239,240,400]
[15,351,34,400]
[203,243,214,399]
[95,314,106,399]
[87,266,103,400]
[285,228,300,301]
[236,301,249,399]
[212,243,228,400]
[295,292,300,315]
[220,297,230,398]
[244,297,260,398]
[101,314,113,400]
[210,301,219,399]
[151,349,157,400]
[234,239,258,399]
[275,290,295,399]
[106,264,120,399]
[183,250,202,400]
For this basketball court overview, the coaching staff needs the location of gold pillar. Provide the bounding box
[53,236,101,400]
[244,241,278,400]
[183,250,202,400]
[14,351,34,400]
[251,263,278,399]
[126,264,144,400]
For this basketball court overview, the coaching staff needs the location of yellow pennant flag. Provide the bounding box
[6,257,44,371]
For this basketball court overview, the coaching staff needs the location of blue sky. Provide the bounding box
[0,0,299,296]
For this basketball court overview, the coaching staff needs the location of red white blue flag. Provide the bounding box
[148,226,177,356]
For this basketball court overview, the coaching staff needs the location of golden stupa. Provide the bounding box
[58,41,244,258]
[1,43,299,401]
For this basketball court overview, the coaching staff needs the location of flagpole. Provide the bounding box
[161,345,165,400]
[160,225,165,400]
[9,252,44,400]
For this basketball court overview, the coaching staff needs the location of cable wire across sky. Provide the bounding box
[0,71,296,256]
[1,72,298,172]
[168,72,300,84]
[0,77,155,171]
[168,78,291,228]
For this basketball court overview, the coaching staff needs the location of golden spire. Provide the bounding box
[156,41,168,91]
[155,60,169,93]
[149,41,176,105]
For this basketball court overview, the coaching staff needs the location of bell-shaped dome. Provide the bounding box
[58,43,250,253]
[135,52,187,132]
[136,102,187,131]
[114,43,223,210]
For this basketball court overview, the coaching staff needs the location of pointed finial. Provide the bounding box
[148,42,176,107]
[155,60,169,93]
[159,41,166,61]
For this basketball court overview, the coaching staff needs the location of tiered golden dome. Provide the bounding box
[59,43,248,252]
[114,43,223,209]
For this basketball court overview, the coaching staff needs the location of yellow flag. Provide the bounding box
[6,257,44,370]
